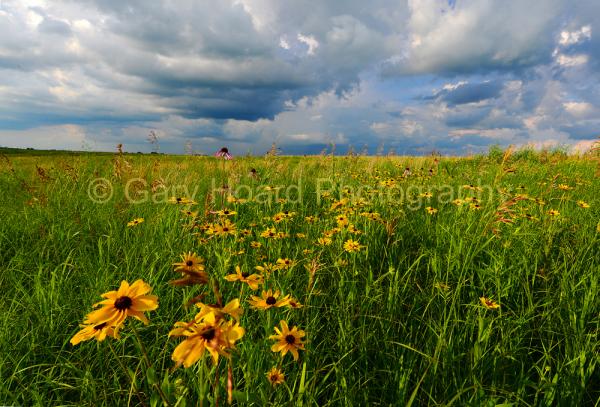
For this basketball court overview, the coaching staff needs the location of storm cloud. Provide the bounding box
[0,0,599,154]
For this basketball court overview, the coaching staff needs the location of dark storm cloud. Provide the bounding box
[559,122,600,140]
[443,105,491,127]
[436,81,503,106]
[0,0,599,155]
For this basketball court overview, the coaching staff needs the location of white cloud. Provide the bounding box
[279,36,290,49]
[559,25,591,46]
[0,125,87,150]
[442,81,468,91]
[297,33,319,55]
[563,101,593,117]
[556,54,588,66]
[384,0,564,75]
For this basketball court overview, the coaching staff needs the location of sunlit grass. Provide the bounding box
[0,148,598,405]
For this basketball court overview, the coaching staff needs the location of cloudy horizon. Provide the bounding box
[0,0,599,155]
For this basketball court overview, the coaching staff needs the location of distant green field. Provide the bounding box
[0,148,598,406]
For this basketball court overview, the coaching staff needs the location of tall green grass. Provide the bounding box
[0,150,598,406]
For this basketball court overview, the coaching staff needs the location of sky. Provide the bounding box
[0,0,599,155]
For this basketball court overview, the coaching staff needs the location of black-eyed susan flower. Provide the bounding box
[250,241,262,248]
[347,224,362,234]
[336,214,349,227]
[548,209,560,217]
[85,280,158,332]
[287,297,303,309]
[170,312,244,367]
[216,208,237,216]
[254,262,278,274]
[171,252,208,286]
[181,209,198,218]
[425,206,438,215]
[269,320,306,361]
[168,196,196,205]
[330,198,348,211]
[360,211,381,221]
[173,252,205,274]
[317,237,332,246]
[248,289,290,310]
[323,229,337,238]
[343,239,363,253]
[266,367,285,387]
[479,296,500,310]
[276,258,296,270]
[127,217,144,227]
[577,200,590,208]
[70,321,118,345]
[227,195,247,204]
[260,227,278,238]
[224,266,263,290]
[305,215,318,223]
[195,299,243,322]
[213,219,237,236]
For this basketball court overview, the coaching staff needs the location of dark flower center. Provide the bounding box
[201,327,216,341]
[223,227,229,232]
[266,296,276,305]
[220,147,229,153]
[186,260,194,266]
[176,197,182,202]
[285,334,296,344]
[242,271,250,278]
[114,296,133,310]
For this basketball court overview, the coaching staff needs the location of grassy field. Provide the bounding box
[0,147,599,406]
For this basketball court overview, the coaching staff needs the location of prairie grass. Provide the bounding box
[0,149,598,406]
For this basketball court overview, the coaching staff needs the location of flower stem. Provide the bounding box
[107,340,147,407]
[132,325,172,407]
